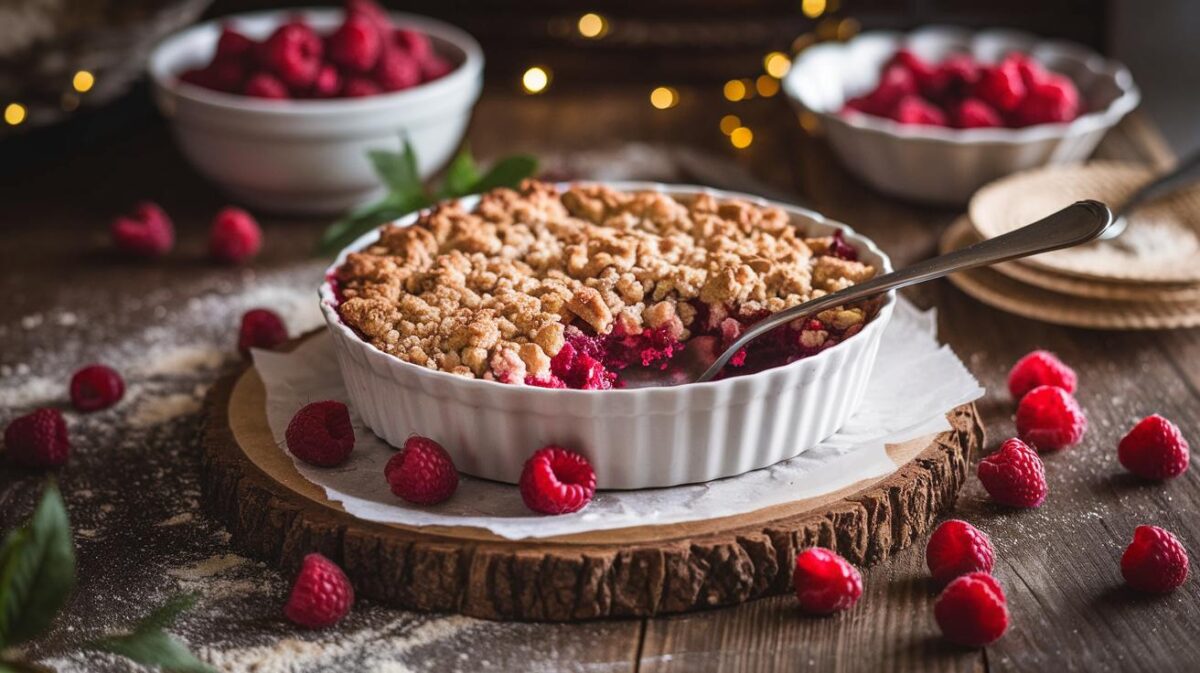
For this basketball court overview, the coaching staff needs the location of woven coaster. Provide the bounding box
[940,217,1200,330]
[950,216,1200,303]
[970,161,1200,284]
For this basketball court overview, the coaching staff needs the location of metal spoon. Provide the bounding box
[622,200,1113,388]
[1099,150,1200,240]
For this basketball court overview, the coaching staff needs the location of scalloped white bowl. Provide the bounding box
[783,26,1140,205]
[149,9,483,215]
[319,183,895,489]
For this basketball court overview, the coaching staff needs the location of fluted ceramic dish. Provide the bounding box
[319,183,895,489]
[782,26,1140,205]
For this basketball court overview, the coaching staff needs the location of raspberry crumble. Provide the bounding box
[334,181,878,389]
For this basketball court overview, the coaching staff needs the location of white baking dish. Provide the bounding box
[319,183,895,489]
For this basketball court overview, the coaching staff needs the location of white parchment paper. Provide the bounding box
[253,297,983,540]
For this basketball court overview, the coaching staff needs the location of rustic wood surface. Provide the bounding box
[2,84,1198,672]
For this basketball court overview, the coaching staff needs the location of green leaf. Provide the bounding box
[0,483,75,648]
[470,155,539,193]
[91,631,214,673]
[316,191,429,256]
[437,147,481,199]
[132,593,198,635]
[367,141,422,198]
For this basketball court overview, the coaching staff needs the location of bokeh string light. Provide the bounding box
[72,70,95,93]
[4,103,26,126]
[577,12,608,39]
[729,126,754,149]
[719,114,742,135]
[649,86,679,109]
[521,66,551,94]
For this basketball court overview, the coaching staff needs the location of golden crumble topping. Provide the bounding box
[334,181,876,381]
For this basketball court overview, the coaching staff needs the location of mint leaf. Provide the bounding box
[471,155,538,193]
[316,191,429,256]
[92,630,214,673]
[0,483,75,648]
[367,141,422,198]
[133,593,198,635]
[438,147,481,198]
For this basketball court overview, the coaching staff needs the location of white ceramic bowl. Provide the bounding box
[148,9,483,215]
[783,26,1139,205]
[319,183,896,489]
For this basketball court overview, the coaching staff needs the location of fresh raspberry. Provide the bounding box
[393,28,432,62]
[243,72,289,99]
[206,56,249,93]
[1012,75,1079,126]
[974,58,1026,112]
[1016,385,1087,450]
[1010,53,1049,87]
[792,547,863,615]
[928,54,981,103]
[209,206,263,263]
[309,64,342,98]
[346,0,392,31]
[262,22,323,89]
[519,446,597,514]
[373,45,421,92]
[419,54,454,82]
[284,553,354,628]
[977,438,1048,508]
[888,48,938,94]
[238,308,288,358]
[69,364,125,412]
[952,99,1002,129]
[215,26,255,61]
[384,436,459,504]
[4,408,70,468]
[111,201,174,258]
[934,572,1008,647]
[1007,350,1077,399]
[328,13,383,73]
[926,519,996,585]
[1121,525,1189,593]
[1118,414,1190,480]
[285,401,355,467]
[342,76,382,98]
[889,95,946,126]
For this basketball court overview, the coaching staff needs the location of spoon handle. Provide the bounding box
[1118,150,1200,218]
[697,200,1113,382]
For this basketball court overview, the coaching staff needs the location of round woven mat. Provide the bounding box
[940,217,1200,330]
[969,162,1200,284]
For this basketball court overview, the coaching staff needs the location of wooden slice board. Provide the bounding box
[201,355,984,621]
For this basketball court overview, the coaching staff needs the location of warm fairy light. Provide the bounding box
[649,86,678,109]
[837,18,861,41]
[72,70,95,93]
[802,0,827,18]
[577,12,608,38]
[719,114,742,135]
[730,126,753,149]
[792,32,816,54]
[521,66,550,94]
[4,103,26,125]
[799,111,821,133]
[756,75,780,97]
[723,79,747,102]
[763,51,791,78]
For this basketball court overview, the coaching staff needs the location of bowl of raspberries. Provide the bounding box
[783,26,1139,205]
[148,1,483,215]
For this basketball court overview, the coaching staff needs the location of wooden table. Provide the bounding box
[2,85,1198,672]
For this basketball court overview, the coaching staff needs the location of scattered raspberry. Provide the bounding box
[209,206,263,264]
[519,446,597,514]
[934,572,1008,647]
[238,308,288,357]
[309,64,343,98]
[262,22,323,89]
[384,436,459,504]
[284,553,354,628]
[890,95,946,126]
[342,76,382,98]
[1007,350,1077,399]
[4,408,70,468]
[243,72,290,99]
[215,26,255,61]
[1012,75,1079,126]
[926,519,995,585]
[111,201,174,258]
[792,547,863,615]
[1016,385,1087,450]
[285,401,356,467]
[328,13,382,73]
[69,364,125,412]
[1118,414,1190,480]
[978,437,1048,508]
[374,45,421,92]
[393,28,432,62]
[974,57,1026,111]
[1121,525,1189,593]
[952,98,1003,128]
